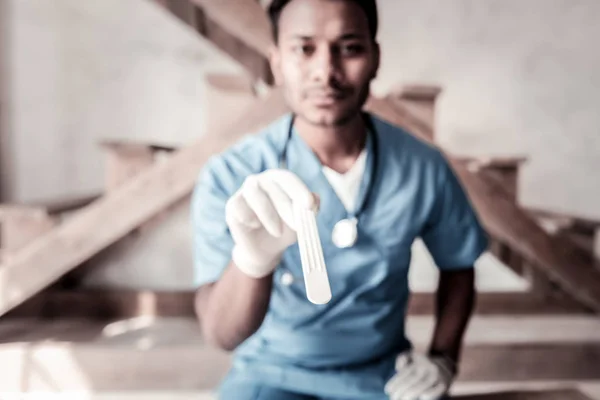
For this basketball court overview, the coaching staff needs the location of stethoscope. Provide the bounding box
[279,113,379,286]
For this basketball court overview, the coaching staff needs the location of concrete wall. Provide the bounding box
[3,0,247,203]
[372,0,600,221]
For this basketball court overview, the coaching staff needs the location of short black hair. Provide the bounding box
[268,0,378,42]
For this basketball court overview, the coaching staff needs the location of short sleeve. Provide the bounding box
[191,162,235,287]
[421,157,489,270]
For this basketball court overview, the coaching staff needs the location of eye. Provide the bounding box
[340,43,365,57]
[291,44,315,56]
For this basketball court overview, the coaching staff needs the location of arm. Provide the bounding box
[428,268,476,368]
[192,169,316,352]
[422,158,485,367]
[385,157,486,399]
[195,262,273,351]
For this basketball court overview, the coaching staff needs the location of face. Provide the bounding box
[270,0,380,127]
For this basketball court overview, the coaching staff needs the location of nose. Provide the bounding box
[310,47,338,84]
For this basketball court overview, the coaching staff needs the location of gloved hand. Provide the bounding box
[384,350,456,400]
[226,169,317,278]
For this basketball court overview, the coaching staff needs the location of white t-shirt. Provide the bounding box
[321,149,367,212]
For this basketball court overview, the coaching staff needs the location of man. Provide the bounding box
[191,0,488,399]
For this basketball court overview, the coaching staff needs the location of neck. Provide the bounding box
[294,114,367,172]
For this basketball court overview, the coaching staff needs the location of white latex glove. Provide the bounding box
[384,351,456,400]
[226,169,317,278]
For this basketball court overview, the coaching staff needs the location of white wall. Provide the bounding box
[372,0,600,220]
[4,0,247,203]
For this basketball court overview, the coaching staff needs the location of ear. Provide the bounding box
[371,42,381,80]
[269,45,283,86]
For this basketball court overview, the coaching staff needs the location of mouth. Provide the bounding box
[307,90,348,107]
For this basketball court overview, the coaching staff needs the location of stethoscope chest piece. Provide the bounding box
[332,217,358,249]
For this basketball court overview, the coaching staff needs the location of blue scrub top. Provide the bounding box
[191,113,489,398]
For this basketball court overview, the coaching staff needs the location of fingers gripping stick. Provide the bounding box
[293,203,331,305]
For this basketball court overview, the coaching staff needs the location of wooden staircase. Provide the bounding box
[1,0,600,398]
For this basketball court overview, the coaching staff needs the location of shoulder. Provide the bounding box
[370,113,449,178]
[196,113,292,197]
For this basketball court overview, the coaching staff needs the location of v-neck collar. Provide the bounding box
[284,117,377,228]
[322,147,368,180]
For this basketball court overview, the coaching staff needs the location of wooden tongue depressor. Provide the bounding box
[293,203,332,305]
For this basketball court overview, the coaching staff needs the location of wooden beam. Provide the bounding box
[0,90,288,316]
[189,0,273,58]
[366,97,600,313]
[160,0,197,26]
[0,209,56,252]
[194,9,273,84]
[156,0,272,83]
